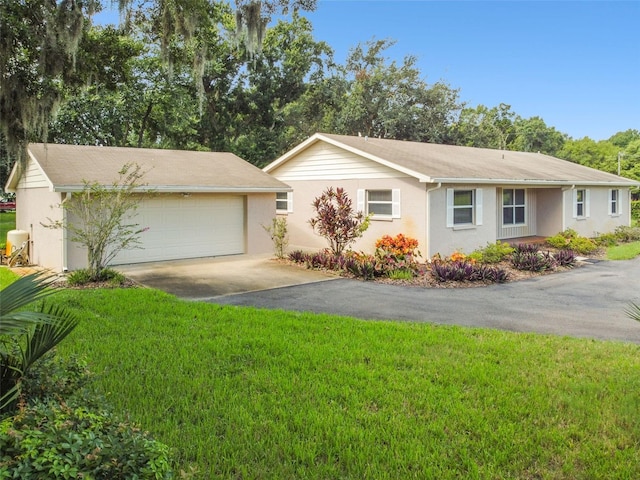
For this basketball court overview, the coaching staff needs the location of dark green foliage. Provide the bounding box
[632,200,640,221]
[67,267,126,286]
[0,273,79,415]
[0,399,174,479]
[20,354,91,405]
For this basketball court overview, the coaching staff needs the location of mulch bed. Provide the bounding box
[287,247,607,289]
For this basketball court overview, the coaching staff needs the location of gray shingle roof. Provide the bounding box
[19,143,289,192]
[269,133,639,186]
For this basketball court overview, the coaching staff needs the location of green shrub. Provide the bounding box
[0,399,174,479]
[594,232,618,247]
[20,353,91,404]
[263,217,288,259]
[568,236,598,254]
[614,225,640,243]
[387,269,415,280]
[546,234,570,249]
[546,230,598,254]
[631,200,639,221]
[67,267,126,286]
[469,241,515,264]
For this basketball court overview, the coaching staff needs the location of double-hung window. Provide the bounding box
[446,188,483,227]
[356,189,401,219]
[609,189,620,216]
[503,188,526,225]
[573,189,590,219]
[276,192,293,213]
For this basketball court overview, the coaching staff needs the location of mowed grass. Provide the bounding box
[0,211,16,246]
[51,287,640,479]
[607,240,640,260]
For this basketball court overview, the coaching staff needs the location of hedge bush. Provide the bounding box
[0,400,174,479]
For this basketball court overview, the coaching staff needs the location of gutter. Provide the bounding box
[428,178,640,187]
[53,186,293,193]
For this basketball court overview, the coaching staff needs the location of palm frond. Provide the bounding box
[625,302,640,322]
[0,272,57,335]
[22,303,79,372]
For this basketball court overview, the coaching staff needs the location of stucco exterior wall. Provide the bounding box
[14,187,65,271]
[279,177,429,256]
[246,192,278,255]
[535,188,564,237]
[564,187,631,237]
[427,185,497,257]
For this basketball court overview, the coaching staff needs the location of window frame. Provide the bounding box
[502,188,526,226]
[608,189,620,216]
[356,189,401,219]
[572,188,590,219]
[446,188,483,228]
[275,191,293,213]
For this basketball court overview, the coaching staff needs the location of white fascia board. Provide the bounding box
[431,178,640,187]
[5,148,55,193]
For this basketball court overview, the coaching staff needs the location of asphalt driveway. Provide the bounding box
[121,254,640,343]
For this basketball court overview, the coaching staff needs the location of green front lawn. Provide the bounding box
[608,241,640,260]
[52,287,640,479]
[0,211,16,248]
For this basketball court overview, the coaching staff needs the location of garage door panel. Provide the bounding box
[111,194,245,265]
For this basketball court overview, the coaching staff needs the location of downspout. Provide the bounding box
[561,185,575,232]
[62,192,69,272]
[424,182,442,259]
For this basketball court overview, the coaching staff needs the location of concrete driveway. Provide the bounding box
[117,254,337,299]
[120,254,640,343]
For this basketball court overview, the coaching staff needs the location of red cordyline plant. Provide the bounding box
[309,187,370,256]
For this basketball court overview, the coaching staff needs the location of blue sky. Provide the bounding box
[95,1,639,141]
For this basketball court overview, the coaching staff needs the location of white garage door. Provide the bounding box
[112,194,245,265]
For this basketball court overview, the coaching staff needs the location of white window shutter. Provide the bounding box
[446,189,454,227]
[356,189,365,213]
[392,189,401,218]
[572,189,578,218]
[585,189,591,218]
[475,188,483,226]
[618,190,623,216]
[287,192,293,213]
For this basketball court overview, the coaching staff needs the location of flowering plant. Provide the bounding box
[375,234,420,259]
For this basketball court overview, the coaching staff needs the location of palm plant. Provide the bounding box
[0,272,78,415]
[626,302,640,323]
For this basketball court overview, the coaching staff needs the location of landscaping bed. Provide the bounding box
[286,228,632,289]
